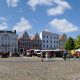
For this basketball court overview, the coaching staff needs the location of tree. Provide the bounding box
[75,35,80,49]
[64,37,75,50]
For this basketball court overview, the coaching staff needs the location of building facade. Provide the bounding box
[30,33,42,49]
[18,32,42,53]
[18,32,30,53]
[59,34,68,49]
[0,30,18,53]
[40,31,59,50]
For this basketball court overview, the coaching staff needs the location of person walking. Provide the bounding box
[63,51,67,60]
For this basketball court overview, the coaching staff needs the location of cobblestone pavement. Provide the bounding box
[0,57,80,80]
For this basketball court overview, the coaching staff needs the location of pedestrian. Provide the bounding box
[63,51,67,60]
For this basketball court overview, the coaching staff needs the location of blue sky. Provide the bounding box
[0,0,80,38]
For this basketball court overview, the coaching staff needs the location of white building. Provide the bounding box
[40,31,59,50]
[0,30,18,53]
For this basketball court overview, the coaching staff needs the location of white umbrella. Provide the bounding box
[75,49,80,52]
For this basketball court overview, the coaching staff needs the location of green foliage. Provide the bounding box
[65,37,75,50]
[75,35,80,49]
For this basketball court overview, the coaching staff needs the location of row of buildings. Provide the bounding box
[0,30,67,53]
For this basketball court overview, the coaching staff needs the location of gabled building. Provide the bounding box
[18,32,42,53]
[59,34,68,49]
[18,31,30,53]
[30,33,42,49]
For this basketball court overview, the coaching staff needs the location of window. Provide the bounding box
[43,45,45,47]
[1,43,3,45]
[50,36,52,39]
[50,41,52,43]
[25,35,26,38]
[43,40,45,43]
[5,48,7,51]
[5,38,7,40]
[1,38,3,40]
[40,44,41,47]
[12,43,14,46]
[47,40,48,43]
[36,44,38,47]
[54,41,55,43]
[23,42,25,46]
[8,43,10,45]
[18,42,20,46]
[12,38,14,40]
[43,36,45,38]
[8,48,9,51]
[54,37,55,39]
[8,38,10,40]
[5,43,7,45]
[51,45,52,47]
[25,43,27,47]
[47,36,48,38]
[47,45,48,48]
[33,44,34,47]
[57,41,58,43]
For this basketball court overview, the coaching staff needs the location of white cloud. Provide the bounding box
[6,0,19,7]
[44,29,50,32]
[49,18,79,33]
[13,17,32,32]
[47,5,64,16]
[0,17,8,30]
[27,0,53,10]
[0,17,6,21]
[0,22,8,30]
[27,0,71,15]
[47,0,71,16]
[27,0,39,10]
[52,0,71,9]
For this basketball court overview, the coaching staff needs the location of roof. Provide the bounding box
[18,34,23,39]
[0,30,16,34]
[42,31,59,36]
[59,34,67,40]
[18,31,29,39]
[42,31,52,35]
